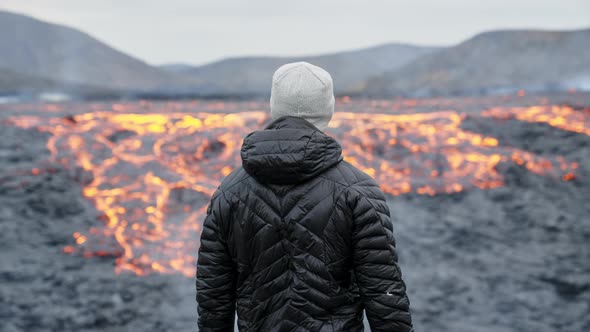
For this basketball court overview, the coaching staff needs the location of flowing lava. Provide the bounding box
[482,105,590,136]
[4,100,588,277]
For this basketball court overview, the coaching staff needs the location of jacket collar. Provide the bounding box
[264,115,323,131]
[240,116,342,185]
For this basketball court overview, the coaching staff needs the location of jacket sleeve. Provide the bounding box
[347,179,413,332]
[196,189,235,332]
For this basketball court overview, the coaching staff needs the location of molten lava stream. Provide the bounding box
[5,102,586,276]
[482,105,590,136]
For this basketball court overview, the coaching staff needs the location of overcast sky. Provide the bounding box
[1,0,589,66]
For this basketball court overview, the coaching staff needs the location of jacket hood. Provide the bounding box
[240,116,343,185]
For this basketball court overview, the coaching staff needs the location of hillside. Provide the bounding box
[5,10,586,99]
[362,28,590,97]
[0,10,437,97]
[0,67,124,100]
[163,43,438,96]
[0,11,177,91]
[0,68,58,92]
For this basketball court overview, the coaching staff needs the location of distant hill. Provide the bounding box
[0,10,437,98]
[4,10,587,99]
[162,43,439,96]
[0,67,121,98]
[0,10,177,91]
[362,28,590,97]
[0,68,58,92]
[158,64,196,74]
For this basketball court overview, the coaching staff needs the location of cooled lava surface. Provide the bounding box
[1,93,589,331]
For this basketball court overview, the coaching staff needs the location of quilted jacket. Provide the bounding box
[197,115,413,332]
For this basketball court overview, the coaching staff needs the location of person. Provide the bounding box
[196,62,413,332]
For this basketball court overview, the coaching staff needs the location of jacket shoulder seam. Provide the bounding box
[219,168,250,193]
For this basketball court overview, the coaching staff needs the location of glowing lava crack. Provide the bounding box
[6,103,586,276]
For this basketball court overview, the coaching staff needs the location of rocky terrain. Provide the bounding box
[0,93,589,331]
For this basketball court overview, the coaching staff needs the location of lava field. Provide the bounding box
[1,93,589,331]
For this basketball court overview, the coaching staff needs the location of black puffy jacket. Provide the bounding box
[197,116,413,332]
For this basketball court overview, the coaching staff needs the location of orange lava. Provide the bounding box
[482,105,590,136]
[5,101,587,277]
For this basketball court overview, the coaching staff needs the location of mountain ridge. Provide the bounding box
[361,28,590,97]
[0,10,438,98]
[0,10,177,91]
[162,42,439,96]
[2,10,589,99]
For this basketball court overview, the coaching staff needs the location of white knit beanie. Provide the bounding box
[270,62,335,131]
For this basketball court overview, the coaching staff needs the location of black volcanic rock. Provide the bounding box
[0,95,589,332]
[461,110,590,164]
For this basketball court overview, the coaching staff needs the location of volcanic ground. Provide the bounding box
[1,93,589,332]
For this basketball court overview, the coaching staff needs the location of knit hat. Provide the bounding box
[270,62,335,131]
